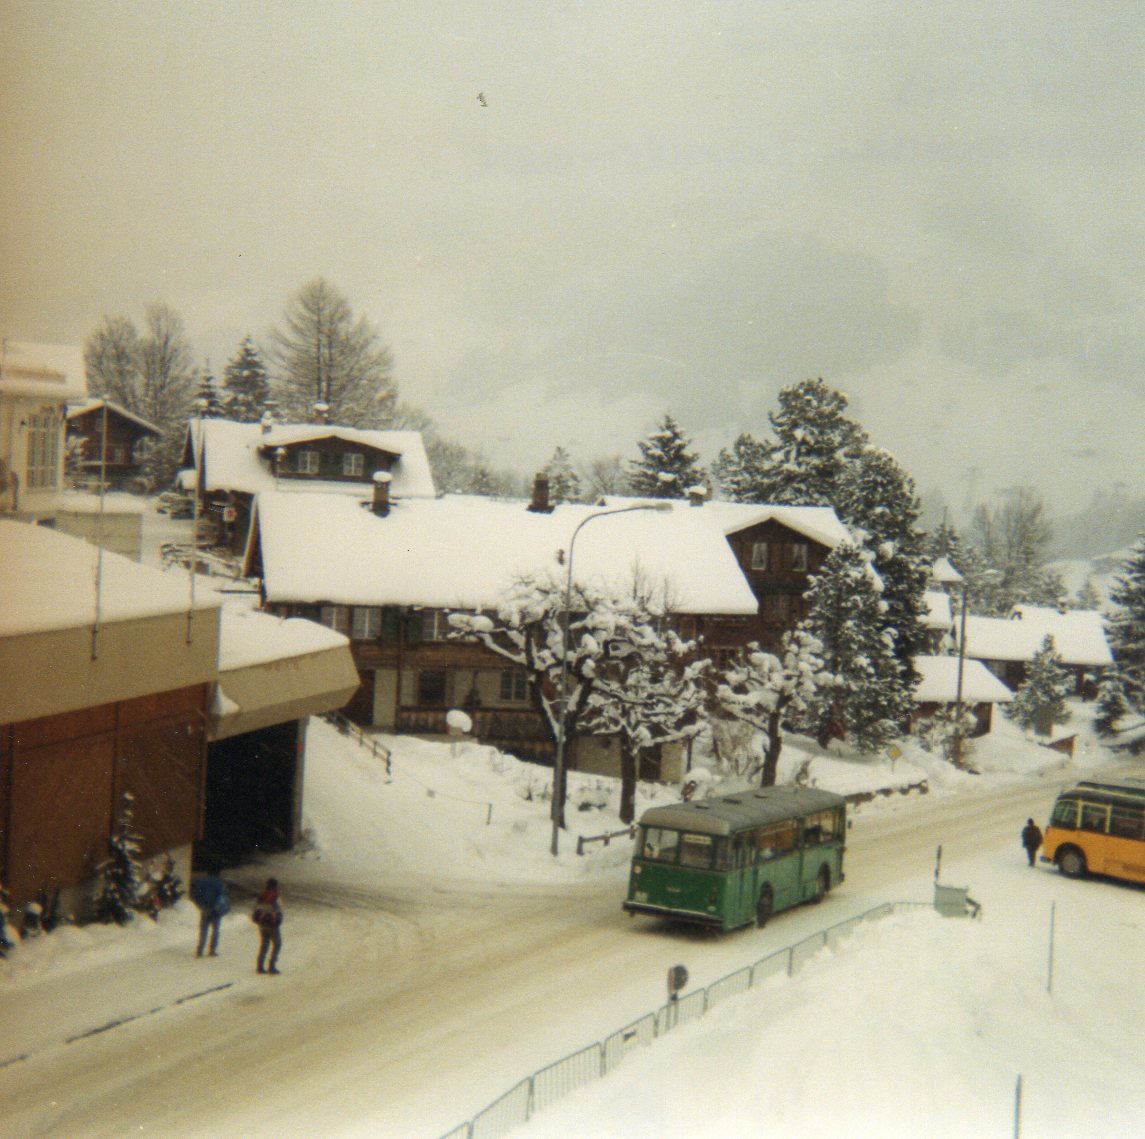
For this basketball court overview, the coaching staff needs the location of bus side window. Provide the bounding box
[1110,805,1145,841]
[1080,804,1109,834]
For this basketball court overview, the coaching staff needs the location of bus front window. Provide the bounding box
[679,833,714,868]
[642,827,679,862]
[1050,799,1078,829]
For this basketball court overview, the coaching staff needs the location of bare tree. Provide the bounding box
[269,278,397,427]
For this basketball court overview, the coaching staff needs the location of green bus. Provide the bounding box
[623,787,847,931]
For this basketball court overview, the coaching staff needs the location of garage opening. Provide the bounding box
[198,720,301,868]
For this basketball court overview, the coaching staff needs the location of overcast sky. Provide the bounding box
[3,2,1142,517]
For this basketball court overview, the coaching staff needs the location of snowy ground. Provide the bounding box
[3,688,1143,1138]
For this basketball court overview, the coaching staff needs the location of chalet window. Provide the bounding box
[499,670,528,702]
[342,452,365,477]
[750,541,769,571]
[26,412,60,490]
[320,605,349,634]
[107,444,128,465]
[790,542,808,571]
[352,607,382,640]
[420,610,450,640]
[417,670,447,705]
[296,450,320,475]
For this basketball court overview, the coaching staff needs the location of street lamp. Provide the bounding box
[551,500,673,856]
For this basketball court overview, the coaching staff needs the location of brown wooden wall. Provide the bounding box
[0,684,208,907]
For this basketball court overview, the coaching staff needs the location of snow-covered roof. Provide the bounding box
[625,499,854,550]
[66,397,162,435]
[0,341,87,401]
[0,519,219,638]
[963,608,1113,667]
[186,418,436,499]
[922,590,953,630]
[252,492,763,615]
[913,655,1014,703]
[218,605,351,671]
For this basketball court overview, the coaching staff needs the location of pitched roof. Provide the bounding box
[922,590,954,630]
[913,655,1014,703]
[186,419,436,499]
[66,398,162,435]
[251,492,766,615]
[962,608,1113,667]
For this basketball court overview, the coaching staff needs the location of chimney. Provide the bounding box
[528,473,552,513]
[687,484,707,507]
[260,411,274,435]
[312,401,330,425]
[371,470,392,517]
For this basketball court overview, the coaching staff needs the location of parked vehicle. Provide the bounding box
[623,787,846,931]
[1042,777,1145,883]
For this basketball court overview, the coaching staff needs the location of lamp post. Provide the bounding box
[551,501,673,856]
[931,558,1000,769]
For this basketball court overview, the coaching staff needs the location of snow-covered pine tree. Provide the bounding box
[542,446,583,504]
[711,433,771,503]
[628,413,705,499]
[805,542,912,754]
[1005,634,1072,735]
[1069,577,1102,611]
[752,378,869,506]
[714,625,831,786]
[836,447,931,677]
[92,793,146,925]
[1097,534,1145,744]
[222,336,272,423]
[192,368,225,418]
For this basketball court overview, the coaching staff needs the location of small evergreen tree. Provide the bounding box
[1005,635,1072,735]
[711,433,771,502]
[193,368,225,418]
[1071,577,1102,611]
[222,336,271,422]
[628,413,705,499]
[92,794,146,926]
[542,445,583,504]
[805,543,912,754]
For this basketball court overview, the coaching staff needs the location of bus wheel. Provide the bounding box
[756,886,773,928]
[1057,848,1087,878]
[812,867,830,904]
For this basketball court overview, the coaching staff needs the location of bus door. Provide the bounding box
[726,834,752,927]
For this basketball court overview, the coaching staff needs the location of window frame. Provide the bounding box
[790,542,809,571]
[342,452,365,477]
[319,605,349,634]
[296,450,320,475]
[351,606,382,640]
[749,541,769,571]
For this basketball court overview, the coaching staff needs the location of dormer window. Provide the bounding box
[342,452,364,477]
[296,450,320,474]
[750,541,769,571]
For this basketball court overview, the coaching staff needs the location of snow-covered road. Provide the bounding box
[1,736,1076,1139]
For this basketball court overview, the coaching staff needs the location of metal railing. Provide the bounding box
[438,901,914,1139]
[322,712,392,776]
[576,825,636,856]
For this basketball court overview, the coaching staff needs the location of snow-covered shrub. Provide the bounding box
[92,793,147,926]
[1005,635,1072,736]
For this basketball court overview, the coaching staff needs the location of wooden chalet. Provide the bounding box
[243,483,855,782]
[180,417,436,552]
[66,398,161,490]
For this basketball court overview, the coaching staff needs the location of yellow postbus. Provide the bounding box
[1042,777,1145,883]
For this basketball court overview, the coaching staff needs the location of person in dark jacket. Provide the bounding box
[190,861,230,957]
[253,877,283,974]
[1021,818,1044,867]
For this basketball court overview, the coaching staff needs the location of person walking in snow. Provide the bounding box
[190,860,230,957]
[1021,818,1043,867]
[252,877,283,974]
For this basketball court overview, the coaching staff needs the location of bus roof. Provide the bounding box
[638,787,846,836]
[1068,777,1145,800]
